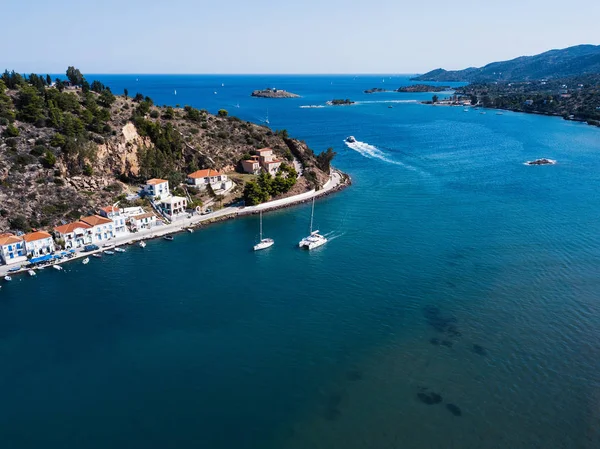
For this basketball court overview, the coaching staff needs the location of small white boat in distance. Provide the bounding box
[114,247,126,253]
[139,240,147,248]
[28,269,36,276]
[4,275,12,281]
[346,136,356,143]
[52,265,63,271]
[104,250,115,255]
[299,197,328,250]
[254,210,274,251]
[82,257,89,265]
[92,253,102,259]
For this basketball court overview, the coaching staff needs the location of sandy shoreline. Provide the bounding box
[0,170,350,278]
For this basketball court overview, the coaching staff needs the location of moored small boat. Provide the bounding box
[186,228,194,233]
[52,265,63,271]
[164,235,174,241]
[139,240,147,248]
[114,247,126,253]
[28,269,36,276]
[82,257,90,265]
[92,253,102,258]
[4,275,12,282]
[104,250,115,255]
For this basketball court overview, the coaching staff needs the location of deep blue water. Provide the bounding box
[2,75,600,448]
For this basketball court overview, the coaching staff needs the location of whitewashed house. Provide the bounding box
[128,212,156,232]
[187,169,233,193]
[54,221,93,249]
[143,178,170,200]
[99,206,128,235]
[81,215,115,243]
[160,196,188,218]
[0,233,27,265]
[23,231,55,257]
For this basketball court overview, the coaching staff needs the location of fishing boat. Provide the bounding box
[253,210,274,251]
[139,240,147,248]
[52,265,63,271]
[186,228,194,233]
[299,197,328,250]
[82,257,89,265]
[4,275,12,282]
[163,235,174,241]
[92,253,102,258]
[114,247,126,253]
[104,250,115,255]
[28,269,36,276]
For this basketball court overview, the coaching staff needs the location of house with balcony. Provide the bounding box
[187,169,234,193]
[23,231,55,258]
[99,206,128,234]
[0,233,27,265]
[160,196,188,218]
[128,212,157,232]
[81,215,115,243]
[54,221,93,249]
[241,156,261,174]
[143,178,170,200]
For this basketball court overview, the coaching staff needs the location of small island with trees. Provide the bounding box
[327,99,355,106]
[397,84,451,93]
[251,88,299,98]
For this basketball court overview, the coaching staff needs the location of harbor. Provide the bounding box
[0,170,347,280]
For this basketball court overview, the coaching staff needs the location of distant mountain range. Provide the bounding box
[412,45,600,82]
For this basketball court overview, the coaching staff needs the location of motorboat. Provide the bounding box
[114,247,126,253]
[28,269,36,276]
[186,228,194,233]
[299,197,328,250]
[52,265,63,271]
[139,240,147,248]
[345,136,356,143]
[92,253,102,258]
[4,275,12,282]
[104,250,115,255]
[82,257,90,265]
[163,235,174,241]
[253,210,274,251]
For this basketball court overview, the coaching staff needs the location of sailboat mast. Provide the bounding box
[310,197,314,233]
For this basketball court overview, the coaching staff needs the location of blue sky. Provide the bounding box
[3,0,599,74]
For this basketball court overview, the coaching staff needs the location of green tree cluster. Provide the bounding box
[243,167,297,205]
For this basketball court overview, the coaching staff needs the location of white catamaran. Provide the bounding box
[253,210,274,251]
[299,197,327,250]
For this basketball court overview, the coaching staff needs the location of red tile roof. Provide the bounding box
[257,148,273,154]
[100,206,119,213]
[23,231,52,242]
[188,169,222,179]
[0,233,22,245]
[146,178,168,185]
[54,221,92,234]
[81,215,113,226]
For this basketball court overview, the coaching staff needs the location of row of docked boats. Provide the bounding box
[253,197,328,252]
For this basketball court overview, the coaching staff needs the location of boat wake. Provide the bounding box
[344,139,413,169]
[324,231,345,242]
[299,105,325,109]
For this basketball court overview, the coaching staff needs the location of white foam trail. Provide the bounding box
[299,105,325,109]
[344,140,413,169]
[354,100,419,105]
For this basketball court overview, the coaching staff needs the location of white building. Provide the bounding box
[187,169,234,193]
[81,215,115,243]
[54,221,93,249]
[128,212,157,232]
[143,178,170,200]
[23,231,55,257]
[0,233,27,265]
[160,196,188,218]
[99,206,128,234]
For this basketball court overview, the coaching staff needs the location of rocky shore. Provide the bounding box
[327,99,355,106]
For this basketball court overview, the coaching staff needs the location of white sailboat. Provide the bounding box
[299,197,327,250]
[253,210,274,251]
[174,89,177,95]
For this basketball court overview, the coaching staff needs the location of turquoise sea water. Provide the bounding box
[2,75,600,448]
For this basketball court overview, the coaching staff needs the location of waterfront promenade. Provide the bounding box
[0,171,345,277]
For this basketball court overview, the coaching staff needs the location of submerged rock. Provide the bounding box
[472,344,488,356]
[446,403,462,416]
[417,391,443,405]
[525,158,556,166]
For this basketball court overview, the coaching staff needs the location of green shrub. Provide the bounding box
[2,123,19,137]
